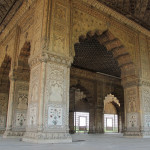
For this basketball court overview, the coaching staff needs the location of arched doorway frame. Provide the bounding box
[69,82,92,133]
[71,30,137,135]
[104,94,121,133]
[4,41,31,137]
[0,55,11,134]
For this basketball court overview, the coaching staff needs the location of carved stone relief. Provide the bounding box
[0,116,5,129]
[43,62,70,131]
[0,93,8,130]
[15,111,26,128]
[0,94,8,115]
[49,84,63,102]
[144,114,150,128]
[17,93,28,109]
[45,63,65,103]
[29,64,40,103]
[55,2,67,23]
[127,112,138,128]
[143,87,150,113]
[12,82,29,131]
[126,88,137,113]
[142,87,150,129]
[28,105,37,126]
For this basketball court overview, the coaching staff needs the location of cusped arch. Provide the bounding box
[0,54,11,91]
[17,41,30,67]
[70,82,92,103]
[74,30,136,79]
[104,94,120,107]
[16,41,31,81]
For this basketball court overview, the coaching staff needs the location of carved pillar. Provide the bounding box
[69,112,74,134]
[69,88,75,134]
[95,107,104,133]
[118,112,122,133]
[22,53,72,143]
[89,105,95,133]
[123,78,150,137]
[3,73,16,137]
[22,0,72,143]
[0,69,9,134]
[3,72,29,137]
[119,103,124,133]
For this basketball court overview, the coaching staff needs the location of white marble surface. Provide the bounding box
[1,133,150,150]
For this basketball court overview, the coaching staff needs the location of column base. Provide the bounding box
[22,131,72,144]
[3,130,24,138]
[124,131,150,138]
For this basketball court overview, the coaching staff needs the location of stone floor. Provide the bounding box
[1,133,150,150]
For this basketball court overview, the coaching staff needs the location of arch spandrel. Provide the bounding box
[71,2,139,68]
[72,29,137,79]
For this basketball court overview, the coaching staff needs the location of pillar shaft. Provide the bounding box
[23,53,72,143]
[123,79,150,137]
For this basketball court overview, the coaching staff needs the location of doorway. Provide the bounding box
[104,114,118,132]
[74,112,89,133]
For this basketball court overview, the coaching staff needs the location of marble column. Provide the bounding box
[3,73,16,137]
[22,53,72,143]
[89,106,95,133]
[95,107,104,133]
[123,78,150,137]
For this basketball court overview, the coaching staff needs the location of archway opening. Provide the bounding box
[9,41,31,135]
[74,112,89,133]
[69,82,91,134]
[70,30,127,135]
[0,55,11,134]
[104,94,120,133]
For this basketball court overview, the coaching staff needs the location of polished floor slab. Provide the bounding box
[1,133,150,150]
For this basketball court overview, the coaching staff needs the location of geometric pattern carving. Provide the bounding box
[73,38,121,77]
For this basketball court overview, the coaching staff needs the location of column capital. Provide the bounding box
[28,52,73,68]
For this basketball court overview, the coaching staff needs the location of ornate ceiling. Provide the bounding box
[0,0,150,34]
[73,37,121,77]
[98,0,150,30]
[0,0,23,34]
